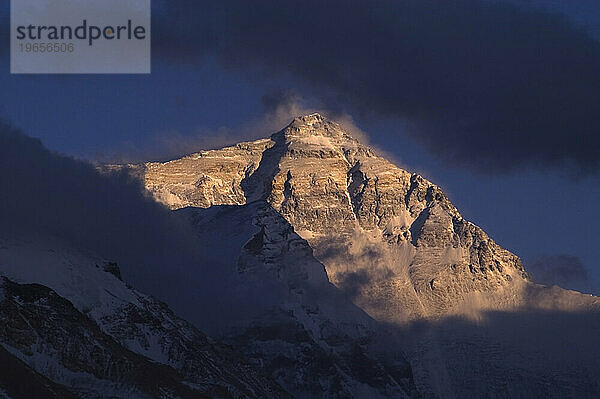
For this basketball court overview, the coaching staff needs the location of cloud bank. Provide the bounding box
[153,0,600,174]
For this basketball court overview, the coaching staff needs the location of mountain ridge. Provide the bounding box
[0,235,293,399]
[136,113,532,322]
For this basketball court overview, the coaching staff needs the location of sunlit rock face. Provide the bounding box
[140,113,528,323]
[142,138,271,209]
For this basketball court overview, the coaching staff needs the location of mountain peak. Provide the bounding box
[282,112,348,140]
[291,112,325,126]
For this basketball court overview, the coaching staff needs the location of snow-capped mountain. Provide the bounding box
[3,113,599,398]
[0,235,291,399]
[134,113,600,398]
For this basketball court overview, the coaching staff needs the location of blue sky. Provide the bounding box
[1,0,599,291]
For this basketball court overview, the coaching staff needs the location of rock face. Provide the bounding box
[136,113,600,398]
[0,237,291,399]
[141,113,528,322]
[141,139,271,210]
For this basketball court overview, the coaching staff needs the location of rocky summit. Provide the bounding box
[140,113,530,321]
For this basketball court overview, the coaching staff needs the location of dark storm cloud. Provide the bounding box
[154,0,600,174]
[261,89,303,115]
[0,121,202,296]
[528,254,594,293]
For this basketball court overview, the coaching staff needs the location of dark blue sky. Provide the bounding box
[1,1,599,291]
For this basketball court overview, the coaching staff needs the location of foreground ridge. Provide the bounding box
[0,237,292,399]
